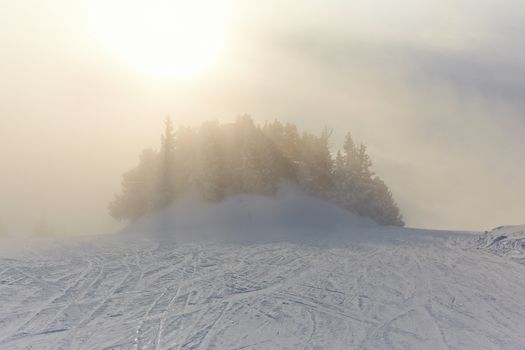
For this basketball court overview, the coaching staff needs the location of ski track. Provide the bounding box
[1,234,525,350]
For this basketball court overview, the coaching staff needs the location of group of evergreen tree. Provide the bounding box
[110,116,404,226]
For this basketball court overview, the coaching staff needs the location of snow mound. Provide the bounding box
[478,225,525,264]
[122,184,382,242]
[122,184,459,244]
[123,184,376,243]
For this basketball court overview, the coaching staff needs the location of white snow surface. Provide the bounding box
[122,184,379,243]
[477,225,525,265]
[1,187,525,349]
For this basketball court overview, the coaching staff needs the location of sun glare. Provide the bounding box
[91,0,230,79]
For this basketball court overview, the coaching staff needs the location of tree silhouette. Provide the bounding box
[110,116,404,226]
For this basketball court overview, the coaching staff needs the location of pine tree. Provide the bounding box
[198,120,227,201]
[155,115,177,208]
[233,116,275,195]
[331,132,404,226]
[262,121,299,180]
[298,129,333,199]
[109,149,159,221]
[172,126,199,192]
[331,150,350,207]
[368,177,404,226]
[109,116,404,226]
[262,120,285,151]
[282,123,301,162]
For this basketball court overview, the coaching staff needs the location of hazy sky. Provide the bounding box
[1,0,524,235]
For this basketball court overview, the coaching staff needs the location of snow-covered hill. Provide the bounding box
[477,225,525,265]
[121,184,454,245]
[1,188,525,349]
[122,184,377,242]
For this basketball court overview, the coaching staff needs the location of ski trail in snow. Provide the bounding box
[1,257,96,344]
[176,250,200,350]
[156,250,197,350]
[2,234,525,349]
[135,289,166,349]
[155,285,181,350]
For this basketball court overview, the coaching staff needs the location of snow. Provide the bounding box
[121,184,456,245]
[122,184,377,242]
[477,225,525,265]
[1,187,525,349]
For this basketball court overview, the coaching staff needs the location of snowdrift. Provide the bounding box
[123,184,372,242]
[122,184,457,244]
[478,224,525,264]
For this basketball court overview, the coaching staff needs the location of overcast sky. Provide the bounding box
[1,0,524,235]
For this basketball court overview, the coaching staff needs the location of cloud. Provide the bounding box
[0,0,523,234]
[226,0,525,229]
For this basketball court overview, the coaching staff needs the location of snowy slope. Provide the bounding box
[122,184,378,243]
[121,184,453,245]
[1,188,525,349]
[477,225,525,265]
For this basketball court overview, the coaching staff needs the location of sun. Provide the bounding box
[90,0,230,79]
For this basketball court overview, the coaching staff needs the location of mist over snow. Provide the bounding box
[1,200,524,349]
[2,1,525,349]
[121,183,409,244]
[1,0,525,235]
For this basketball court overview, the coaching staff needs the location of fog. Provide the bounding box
[1,0,524,236]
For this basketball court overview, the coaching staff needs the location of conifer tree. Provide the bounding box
[282,123,301,162]
[110,116,404,226]
[331,132,403,226]
[368,177,404,226]
[155,115,177,208]
[109,149,159,221]
[172,126,199,191]
[198,121,227,201]
[262,120,299,180]
[298,129,333,198]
